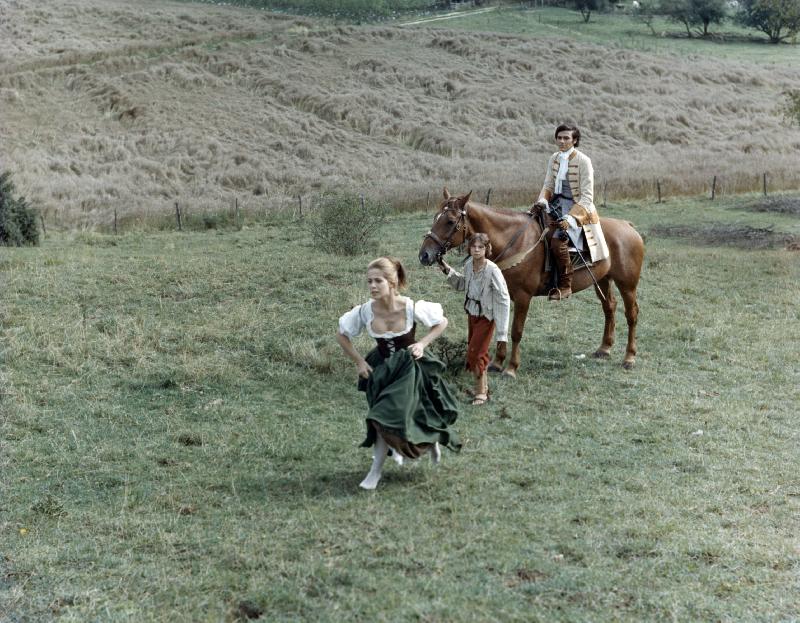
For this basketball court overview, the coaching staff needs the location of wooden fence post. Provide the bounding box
[39,213,47,238]
[235,197,240,228]
[711,175,716,201]
[175,202,182,231]
[763,173,768,196]
[485,188,492,205]
[602,180,607,208]
[656,179,662,204]
[113,208,118,235]
[426,191,430,213]
[297,195,303,217]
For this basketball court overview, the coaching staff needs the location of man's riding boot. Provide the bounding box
[549,235,573,300]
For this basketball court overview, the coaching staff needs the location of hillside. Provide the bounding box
[1,0,799,226]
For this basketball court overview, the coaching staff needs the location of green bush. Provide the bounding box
[783,89,800,125]
[0,171,39,247]
[308,191,389,256]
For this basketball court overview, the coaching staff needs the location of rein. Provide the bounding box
[493,210,548,272]
[492,212,536,264]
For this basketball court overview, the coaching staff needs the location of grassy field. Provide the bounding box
[412,5,800,62]
[2,194,799,621]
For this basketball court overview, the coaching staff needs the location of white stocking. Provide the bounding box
[360,433,389,490]
[430,442,441,465]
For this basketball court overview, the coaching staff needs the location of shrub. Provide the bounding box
[783,89,800,124]
[308,191,389,256]
[428,335,466,371]
[0,171,39,247]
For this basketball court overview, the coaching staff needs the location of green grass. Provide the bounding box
[2,195,800,621]
[404,5,800,63]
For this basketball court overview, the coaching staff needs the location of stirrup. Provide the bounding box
[548,287,571,301]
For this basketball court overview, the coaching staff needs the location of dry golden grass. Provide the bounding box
[1,0,799,227]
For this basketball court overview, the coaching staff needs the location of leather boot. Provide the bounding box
[548,235,573,300]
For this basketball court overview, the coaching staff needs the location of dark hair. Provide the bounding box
[468,233,492,257]
[555,124,581,147]
[367,256,407,290]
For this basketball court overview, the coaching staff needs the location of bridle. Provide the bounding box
[422,199,469,260]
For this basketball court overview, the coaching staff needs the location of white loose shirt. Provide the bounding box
[338,298,444,339]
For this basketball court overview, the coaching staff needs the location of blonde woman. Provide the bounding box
[337,257,461,490]
[439,233,510,406]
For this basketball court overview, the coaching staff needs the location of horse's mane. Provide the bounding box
[467,201,530,221]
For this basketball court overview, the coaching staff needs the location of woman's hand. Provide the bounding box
[356,359,373,379]
[408,342,425,359]
[438,259,451,275]
[557,218,570,231]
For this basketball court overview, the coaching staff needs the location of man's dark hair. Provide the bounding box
[554,124,581,147]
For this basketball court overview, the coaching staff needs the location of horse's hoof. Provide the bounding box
[502,369,517,379]
[593,350,610,359]
[622,360,635,370]
[487,363,503,374]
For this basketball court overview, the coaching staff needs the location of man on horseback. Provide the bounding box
[530,124,605,301]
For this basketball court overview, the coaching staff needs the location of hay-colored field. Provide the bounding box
[1,0,799,227]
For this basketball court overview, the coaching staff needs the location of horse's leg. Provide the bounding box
[359,426,389,490]
[504,294,532,378]
[618,284,639,369]
[489,340,506,373]
[593,276,616,359]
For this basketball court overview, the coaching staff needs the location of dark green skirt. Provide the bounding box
[359,348,461,452]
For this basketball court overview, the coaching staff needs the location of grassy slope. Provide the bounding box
[1,0,800,228]
[2,196,799,621]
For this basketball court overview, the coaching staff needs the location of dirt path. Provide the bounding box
[399,6,498,27]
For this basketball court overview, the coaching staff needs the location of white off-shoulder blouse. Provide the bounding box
[338,298,444,339]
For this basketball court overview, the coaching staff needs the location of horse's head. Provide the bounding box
[418,187,472,266]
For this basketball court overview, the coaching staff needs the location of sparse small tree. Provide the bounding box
[0,171,39,247]
[572,0,609,22]
[660,0,727,35]
[308,191,389,256]
[634,0,660,34]
[736,0,800,42]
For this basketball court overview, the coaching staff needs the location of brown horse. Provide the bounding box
[419,188,644,374]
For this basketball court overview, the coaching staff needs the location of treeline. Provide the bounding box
[209,0,449,19]
[566,0,800,42]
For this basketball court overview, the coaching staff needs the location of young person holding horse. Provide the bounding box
[531,124,604,301]
[438,233,510,406]
[336,257,461,490]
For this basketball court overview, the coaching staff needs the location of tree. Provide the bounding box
[633,0,660,34]
[736,0,800,42]
[0,171,39,247]
[572,0,608,23]
[660,0,727,35]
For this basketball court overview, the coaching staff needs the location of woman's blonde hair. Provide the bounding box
[468,233,492,257]
[367,256,407,290]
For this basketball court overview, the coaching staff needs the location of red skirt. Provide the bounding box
[466,315,495,375]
